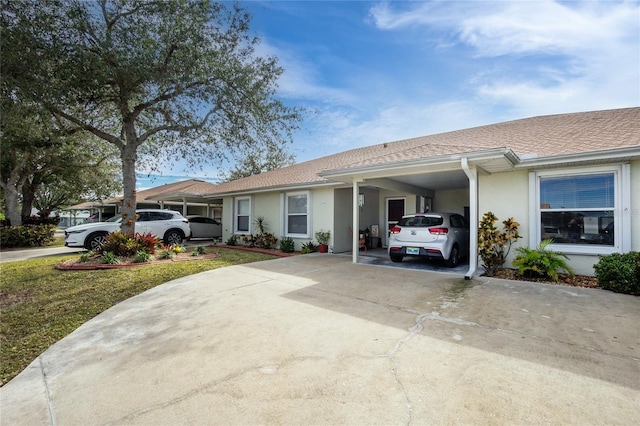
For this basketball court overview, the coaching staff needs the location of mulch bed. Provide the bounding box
[56,244,294,271]
[491,268,601,289]
[57,252,222,270]
[208,244,295,257]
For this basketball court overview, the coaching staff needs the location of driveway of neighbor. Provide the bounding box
[2,254,638,425]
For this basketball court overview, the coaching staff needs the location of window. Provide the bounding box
[234,197,251,233]
[285,192,309,236]
[533,166,629,254]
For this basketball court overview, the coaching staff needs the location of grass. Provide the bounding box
[0,248,277,386]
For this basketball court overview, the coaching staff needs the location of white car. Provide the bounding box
[186,215,222,239]
[388,212,469,267]
[65,209,191,250]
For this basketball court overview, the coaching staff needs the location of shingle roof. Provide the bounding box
[98,179,219,205]
[207,107,640,196]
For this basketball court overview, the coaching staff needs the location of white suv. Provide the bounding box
[64,209,191,250]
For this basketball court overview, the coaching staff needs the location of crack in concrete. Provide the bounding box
[380,311,434,425]
[39,356,56,426]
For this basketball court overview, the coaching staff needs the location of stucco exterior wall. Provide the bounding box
[312,186,335,249]
[631,160,640,252]
[221,187,336,251]
[433,189,469,215]
[478,162,639,276]
[478,170,530,270]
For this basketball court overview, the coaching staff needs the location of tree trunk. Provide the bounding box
[119,140,138,234]
[2,185,22,226]
[21,182,36,220]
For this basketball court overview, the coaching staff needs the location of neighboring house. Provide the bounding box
[198,107,639,277]
[65,179,222,223]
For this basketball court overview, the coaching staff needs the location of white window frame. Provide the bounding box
[283,191,311,237]
[529,164,630,255]
[234,196,251,234]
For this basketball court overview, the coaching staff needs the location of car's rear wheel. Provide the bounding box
[446,244,460,267]
[164,229,185,246]
[390,253,404,263]
[85,232,108,251]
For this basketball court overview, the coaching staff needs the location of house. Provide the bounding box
[65,179,222,222]
[190,107,639,278]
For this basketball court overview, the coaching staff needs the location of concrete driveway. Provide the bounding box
[2,254,638,425]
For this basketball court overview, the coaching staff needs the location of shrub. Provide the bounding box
[301,241,318,254]
[478,212,521,277]
[593,252,640,295]
[100,251,119,264]
[255,233,277,249]
[159,248,175,259]
[134,250,151,263]
[513,239,574,281]
[136,232,160,254]
[314,230,331,245]
[0,224,56,248]
[79,251,95,263]
[97,231,160,257]
[225,235,238,246]
[98,231,140,256]
[279,236,295,253]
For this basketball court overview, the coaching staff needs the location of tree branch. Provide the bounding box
[47,105,124,149]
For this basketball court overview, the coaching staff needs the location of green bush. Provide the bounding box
[512,239,574,281]
[225,235,238,246]
[97,231,160,257]
[301,241,318,254]
[478,212,521,276]
[100,251,119,264]
[593,252,640,296]
[79,250,95,263]
[0,224,56,248]
[134,250,151,263]
[279,236,295,253]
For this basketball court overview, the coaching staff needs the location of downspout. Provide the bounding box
[461,158,478,280]
[352,179,361,263]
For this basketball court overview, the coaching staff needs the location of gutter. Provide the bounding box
[461,158,478,280]
[319,148,515,179]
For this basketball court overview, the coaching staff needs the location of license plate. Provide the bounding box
[406,247,420,255]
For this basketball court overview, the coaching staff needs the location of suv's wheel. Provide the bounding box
[390,254,404,263]
[446,244,460,268]
[85,233,108,251]
[164,229,185,246]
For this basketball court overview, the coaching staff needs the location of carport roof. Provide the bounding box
[202,107,640,197]
[66,179,219,210]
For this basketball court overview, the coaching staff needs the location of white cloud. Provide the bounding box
[369,0,640,119]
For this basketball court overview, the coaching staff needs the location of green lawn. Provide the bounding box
[0,248,277,386]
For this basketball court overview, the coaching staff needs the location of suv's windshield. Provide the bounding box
[398,215,444,227]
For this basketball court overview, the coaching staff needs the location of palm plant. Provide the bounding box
[513,239,574,281]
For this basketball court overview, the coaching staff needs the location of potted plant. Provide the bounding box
[315,230,331,253]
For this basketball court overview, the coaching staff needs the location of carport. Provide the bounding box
[319,148,520,279]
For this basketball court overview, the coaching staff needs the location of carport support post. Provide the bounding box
[461,158,478,279]
[352,179,362,263]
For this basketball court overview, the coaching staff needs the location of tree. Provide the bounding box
[221,144,296,181]
[0,94,120,224]
[3,0,300,234]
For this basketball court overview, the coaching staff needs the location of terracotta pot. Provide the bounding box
[318,244,328,253]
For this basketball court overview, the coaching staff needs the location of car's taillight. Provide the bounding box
[390,226,401,234]
[429,227,448,235]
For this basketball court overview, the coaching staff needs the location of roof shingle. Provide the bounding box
[207,108,640,195]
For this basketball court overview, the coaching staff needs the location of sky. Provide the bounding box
[146,0,640,186]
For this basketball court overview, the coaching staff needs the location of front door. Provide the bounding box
[386,198,405,247]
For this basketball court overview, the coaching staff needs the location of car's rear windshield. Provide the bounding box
[106,216,121,222]
[398,216,443,227]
